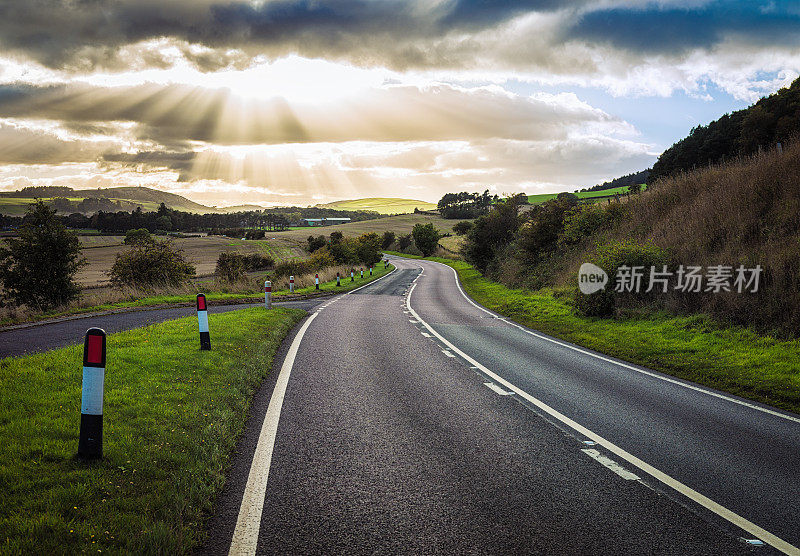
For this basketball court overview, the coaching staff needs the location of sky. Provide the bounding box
[0,1,798,207]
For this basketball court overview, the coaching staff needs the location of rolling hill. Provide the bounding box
[315,197,436,214]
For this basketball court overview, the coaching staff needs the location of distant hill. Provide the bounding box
[650,76,800,182]
[582,169,650,193]
[0,186,246,215]
[316,198,436,214]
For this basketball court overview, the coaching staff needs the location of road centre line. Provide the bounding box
[582,449,640,481]
[408,258,800,426]
[228,312,319,556]
[405,280,799,555]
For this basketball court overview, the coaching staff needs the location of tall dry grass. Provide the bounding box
[561,141,800,334]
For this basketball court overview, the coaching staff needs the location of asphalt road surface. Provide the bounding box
[202,257,800,555]
[0,299,322,358]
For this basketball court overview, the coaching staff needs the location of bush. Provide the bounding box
[574,240,671,317]
[245,230,265,240]
[273,248,335,278]
[110,239,195,288]
[216,252,247,282]
[560,203,628,247]
[307,235,326,252]
[381,231,396,249]
[463,197,523,273]
[0,201,85,309]
[452,221,473,235]
[412,223,440,257]
[124,228,153,246]
[327,233,383,265]
[397,234,412,251]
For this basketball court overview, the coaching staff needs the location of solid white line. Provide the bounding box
[582,449,640,480]
[228,312,319,556]
[347,266,397,294]
[416,258,800,425]
[484,382,514,396]
[406,281,799,555]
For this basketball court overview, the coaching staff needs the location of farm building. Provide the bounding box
[301,217,352,226]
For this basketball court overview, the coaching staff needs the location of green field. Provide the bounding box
[395,255,800,415]
[0,307,305,553]
[315,197,437,214]
[526,184,647,205]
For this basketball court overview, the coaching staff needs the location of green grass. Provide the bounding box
[0,307,305,553]
[315,197,437,214]
[527,184,648,205]
[400,255,800,414]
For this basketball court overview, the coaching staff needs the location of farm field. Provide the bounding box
[315,197,436,214]
[277,212,467,242]
[526,184,647,205]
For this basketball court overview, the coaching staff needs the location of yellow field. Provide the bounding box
[315,197,437,214]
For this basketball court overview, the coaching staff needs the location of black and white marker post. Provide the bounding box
[370,266,373,276]
[264,280,272,309]
[315,273,320,290]
[289,275,294,293]
[336,272,341,287]
[360,268,364,279]
[351,270,354,282]
[79,327,106,460]
[197,293,211,350]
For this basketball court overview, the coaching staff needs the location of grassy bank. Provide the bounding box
[0,263,394,328]
[412,256,800,414]
[0,307,305,553]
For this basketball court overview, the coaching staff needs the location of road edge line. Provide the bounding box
[228,312,319,556]
[405,281,799,555]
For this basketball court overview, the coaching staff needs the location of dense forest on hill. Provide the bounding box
[650,77,800,181]
[582,170,649,192]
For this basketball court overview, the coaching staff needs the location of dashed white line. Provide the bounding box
[484,382,514,396]
[582,449,640,481]
[442,350,456,358]
[405,278,799,555]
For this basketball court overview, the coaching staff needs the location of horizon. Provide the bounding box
[0,1,798,206]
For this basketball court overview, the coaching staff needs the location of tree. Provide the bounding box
[463,196,524,273]
[452,221,473,235]
[110,239,195,288]
[124,228,153,245]
[381,230,396,249]
[412,223,440,257]
[0,201,85,309]
[628,183,642,194]
[307,235,326,252]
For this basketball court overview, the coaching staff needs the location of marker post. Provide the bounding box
[197,294,211,350]
[79,328,106,460]
[370,266,373,276]
[289,276,294,293]
[351,270,354,282]
[336,273,341,287]
[264,280,272,309]
[315,273,320,290]
[360,268,363,279]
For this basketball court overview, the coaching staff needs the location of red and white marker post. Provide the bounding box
[315,273,320,290]
[79,327,106,459]
[336,272,341,287]
[197,293,211,350]
[264,280,272,309]
[289,275,294,293]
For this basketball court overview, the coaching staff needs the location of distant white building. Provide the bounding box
[301,217,351,227]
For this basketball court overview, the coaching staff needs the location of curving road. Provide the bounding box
[201,257,800,555]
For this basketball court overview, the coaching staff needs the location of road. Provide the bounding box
[0,299,321,358]
[202,257,800,555]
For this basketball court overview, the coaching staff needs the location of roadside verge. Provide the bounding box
[0,306,305,553]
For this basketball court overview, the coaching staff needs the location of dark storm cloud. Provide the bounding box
[102,151,196,171]
[568,1,800,55]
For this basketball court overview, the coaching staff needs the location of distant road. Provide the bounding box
[202,257,800,554]
[0,299,321,358]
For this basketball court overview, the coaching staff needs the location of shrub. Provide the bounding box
[110,239,195,288]
[412,223,440,257]
[0,201,85,309]
[216,252,247,282]
[273,248,335,278]
[574,240,671,317]
[463,197,523,273]
[245,230,265,240]
[381,231,396,249]
[124,228,153,245]
[452,221,473,235]
[397,234,412,251]
[560,203,628,247]
[307,235,326,252]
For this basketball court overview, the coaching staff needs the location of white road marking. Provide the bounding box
[418,259,800,426]
[484,382,514,396]
[582,449,640,480]
[347,266,398,294]
[228,312,319,556]
[442,350,456,358]
[409,319,419,324]
[405,280,799,555]
[421,332,432,338]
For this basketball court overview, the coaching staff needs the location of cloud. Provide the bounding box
[0,122,120,164]
[0,82,628,145]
